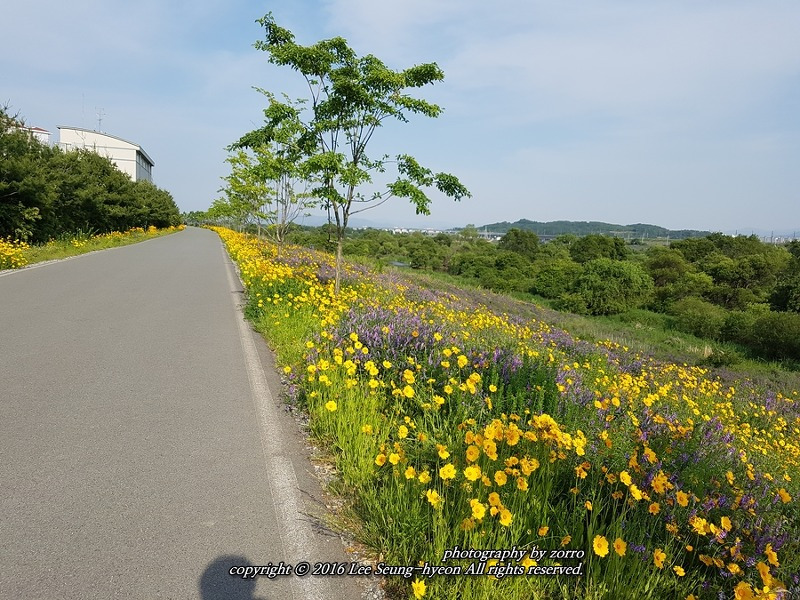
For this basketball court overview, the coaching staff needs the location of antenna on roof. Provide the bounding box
[95,107,105,132]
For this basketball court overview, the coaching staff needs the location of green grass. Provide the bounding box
[392,268,800,391]
[17,226,183,266]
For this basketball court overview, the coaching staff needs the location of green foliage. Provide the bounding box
[669,297,728,340]
[569,234,629,263]
[746,311,800,360]
[497,228,539,260]
[557,258,653,316]
[530,259,582,299]
[645,247,713,310]
[235,13,470,291]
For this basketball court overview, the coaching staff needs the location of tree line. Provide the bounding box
[1,107,180,243]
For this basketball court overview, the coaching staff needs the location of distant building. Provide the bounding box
[58,126,154,182]
[10,122,52,145]
[22,126,52,145]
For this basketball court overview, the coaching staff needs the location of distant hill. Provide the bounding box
[479,219,712,240]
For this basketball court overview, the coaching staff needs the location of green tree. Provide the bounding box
[669,297,728,340]
[240,13,470,292]
[229,94,315,245]
[498,228,539,260]
[219,148,274,236]
[644,247,713,310]
[134,180,180,228]
[530,259,582,299]
[557,258,653,315]
[569,234,628,263]
[0,108,55,240]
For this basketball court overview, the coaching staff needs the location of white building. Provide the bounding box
[22,126,51,146]
[58,126,154,182]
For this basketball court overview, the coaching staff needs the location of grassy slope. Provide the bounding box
[383,266,800,393]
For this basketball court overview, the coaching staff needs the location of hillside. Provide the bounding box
[480,219,711,239]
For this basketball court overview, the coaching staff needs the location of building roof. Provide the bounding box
[58,125,155,167]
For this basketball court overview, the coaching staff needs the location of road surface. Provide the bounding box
[0,228,365,600]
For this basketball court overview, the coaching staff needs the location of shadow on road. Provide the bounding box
[199,555,268,600]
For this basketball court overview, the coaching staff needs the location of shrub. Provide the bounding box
[748,311,800,361]
[558,258,653,316]
[669,297,727,340]
[530,259,581,299]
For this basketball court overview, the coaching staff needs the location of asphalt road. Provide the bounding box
[0,228,364,600]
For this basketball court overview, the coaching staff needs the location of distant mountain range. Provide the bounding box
[478,219,712,240]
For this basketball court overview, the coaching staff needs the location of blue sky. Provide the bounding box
[4,1,799,233]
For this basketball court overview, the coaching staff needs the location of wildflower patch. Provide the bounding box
[214,227,799,600]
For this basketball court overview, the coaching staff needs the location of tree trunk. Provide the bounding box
[334,236,343,295]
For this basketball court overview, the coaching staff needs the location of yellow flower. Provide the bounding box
[613,538,626,557]
[375,453,387,466]
[649,502,660,515]
[494,471,507,486]
[585,500,593,511]
[676,490,689,507]
[561,535,572,547]
[425,489,443,508]
[389,453,401,465]
[764,543,779,567]
[756,561,772,587]
[720,516,732,531]
[488,492,501,506]
[521,457,539,475]
[778,488,791,503]
[361,424,373,434]
[411,577,426,599]
[437,444,450,459]
[733,581,755,600]
[619,470,632,486]
[673,565,685,577]
[463,465,482,481]
[439,463,457,480]
[465,445,481,462]
[402,385,415,398]
[404,466,416,479]
[629,484,643,501]
[516,477,528,491]
[593,535,609,558]
[651,471,671,494]
[538,526,549,536]
[418,471,431,484]
[470,499,486,520]
[325,400,337,411]
[653,548,666,569]
[498,508,513,527]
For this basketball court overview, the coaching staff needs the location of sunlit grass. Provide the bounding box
[8,225,185,267]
